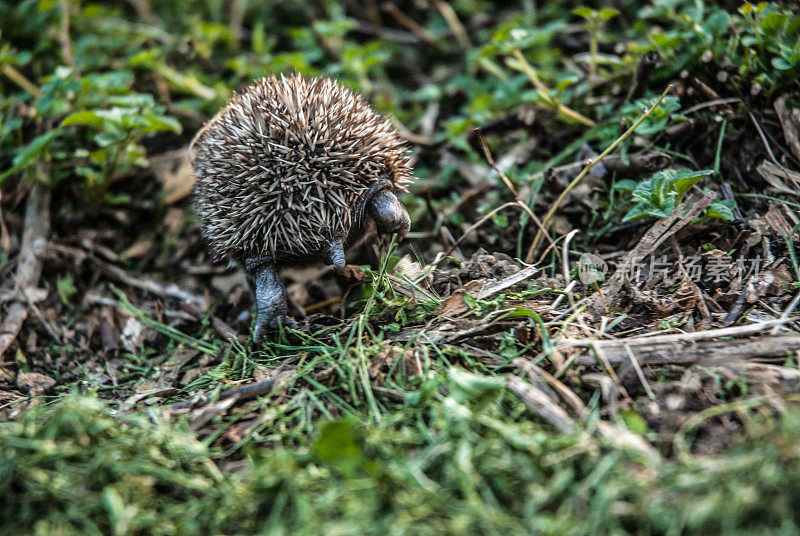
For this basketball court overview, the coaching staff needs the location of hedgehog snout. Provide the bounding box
[366,189,410,240]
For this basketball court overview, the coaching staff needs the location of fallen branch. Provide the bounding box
[85,293,197,322]
[99,262,207,311]
[172,368,296,410]
[507,373,658,458]
[507,375,574,433]
[513,358,588,417]
[53,242,207,311]
[476,264,540,300]
[562,318,790,348]
[571,334,800,366]
[0,183,50,357]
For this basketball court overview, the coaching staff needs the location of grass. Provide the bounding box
[4,386,800,535]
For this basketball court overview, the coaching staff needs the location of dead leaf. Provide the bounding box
[334,264,367,286]
[764,204,793,236]
[757,160,800,197]
[369,345,401,381]
[770,264,793,295]
[436,280,482,317]
[180,367,207,386]
[120,316,145,353]
[16,372,56,395]
[164,207,185,233]
[123,386,177,407]
[99,307,118,354]
[157,153,196,204]
[392,255,433,300]
[223,419,259,443]
[190,396,237,431]
[774,94,800,162]
[253,364,271,382]
[121,240,153,260]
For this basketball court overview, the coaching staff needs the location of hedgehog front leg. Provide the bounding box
[367,189,410,239]
[246,259,290,341]
[326,239,346,267]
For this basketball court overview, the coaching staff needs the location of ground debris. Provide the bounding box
[16,372,56,396]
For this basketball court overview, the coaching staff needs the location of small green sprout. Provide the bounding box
[615,168,715,221]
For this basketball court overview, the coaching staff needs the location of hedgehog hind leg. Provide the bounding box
[366,190,410,240]
[246,259,295,341]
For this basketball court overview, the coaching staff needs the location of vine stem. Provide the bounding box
[525,84,674,263]
[512,49,596,127]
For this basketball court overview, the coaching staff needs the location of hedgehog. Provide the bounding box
[190,73,414,340]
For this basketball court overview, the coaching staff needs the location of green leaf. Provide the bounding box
[143,115,182,134]
[107,94,154,108]
[620,409,649,435]
[61,110,106,128]
[492,213,509,228]
[572,7,593,19]
[613,179,638,192]
[448,368,505,403]
[622,167,712,224]
[772,57,794,71]
[786,16,800,35]
[57,274,77,307]
[624,96,683,136]
[312,418,364,478]
[665,168,714,196]
[705,11,730,36]
[0,129,59,185]
[622,204,649,222]
[598,8,620,20]
[762,12,788,34]
[508,307,539,318]
[651,175,672,205]
[706,200,736,220]
[556,78,574,92]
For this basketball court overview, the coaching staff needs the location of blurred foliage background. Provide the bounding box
[3,0,799,214]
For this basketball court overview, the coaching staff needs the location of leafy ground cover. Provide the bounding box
[1,1,800,534]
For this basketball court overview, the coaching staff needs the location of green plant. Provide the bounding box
[642,1,800,95]
[740,2,800,73]
[573,6,619,86]
[61,92,181,202]
[1,66,180,202]
[615,168,715,221]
